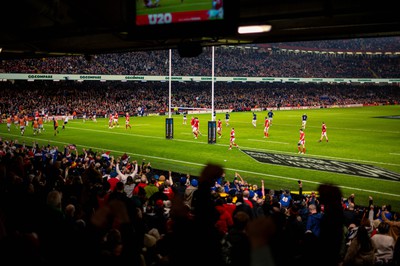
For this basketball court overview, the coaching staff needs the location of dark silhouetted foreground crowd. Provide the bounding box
[0,139,399,266]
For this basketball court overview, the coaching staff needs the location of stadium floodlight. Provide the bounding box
[0,48,2,53]
[238,25,272,34]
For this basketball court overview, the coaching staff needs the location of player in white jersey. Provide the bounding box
[183,113,187,125]
[301,114,308,129]
[252,112,257,127]
[92,112,97,122]
[62,116,68,130]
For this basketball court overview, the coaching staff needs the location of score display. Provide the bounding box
[135,0,225,26]
[129,0,238,40]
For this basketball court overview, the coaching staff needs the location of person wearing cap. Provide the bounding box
[107,170,120,192]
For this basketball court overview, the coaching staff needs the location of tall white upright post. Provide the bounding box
[211,46,215,121]
[166,49,174,139]
[169,49,172,118]
[208,46,217,144]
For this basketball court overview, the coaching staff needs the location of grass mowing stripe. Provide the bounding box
[248,139,289,144]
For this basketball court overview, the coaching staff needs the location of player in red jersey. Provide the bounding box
[6,116,12,131]
[125,112,132,129]
[298,128,306,154]
[38,116,44,133]
[190,116,195,129]
[229,127,238,150]
[197,117,203,136]
[264,116,270,138]
[113,112,120,127]
[217,119,222,138]
[13,114,19,129]
[19,116,26,136]
[32,119,39,135]
[193,117,199,139]
[319,122,328,142]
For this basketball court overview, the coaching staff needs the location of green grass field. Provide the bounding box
[1,105,400,210]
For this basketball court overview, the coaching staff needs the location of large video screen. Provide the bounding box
[136,0,224,26]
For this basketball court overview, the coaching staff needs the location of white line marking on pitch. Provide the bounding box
[278,123,400,133]
[390,153,400,155]
[248,139,289,144]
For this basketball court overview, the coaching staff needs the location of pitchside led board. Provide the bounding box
[130,0,239,39]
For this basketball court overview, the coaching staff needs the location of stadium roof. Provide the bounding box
[0,0,399,59]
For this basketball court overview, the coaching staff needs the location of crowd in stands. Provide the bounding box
[1,37,399,78]
[0,81,399,118]
[0,138,399,266]
[270,37,400,52]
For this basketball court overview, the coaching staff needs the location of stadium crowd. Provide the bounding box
[1,37,400,78]
[0,139,399,266]
[270,37,400,51]
[0,81,399,118]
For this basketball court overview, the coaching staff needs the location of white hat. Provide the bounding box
[163,200,172,208]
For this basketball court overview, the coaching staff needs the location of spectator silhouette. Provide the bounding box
[166,163,224,266]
